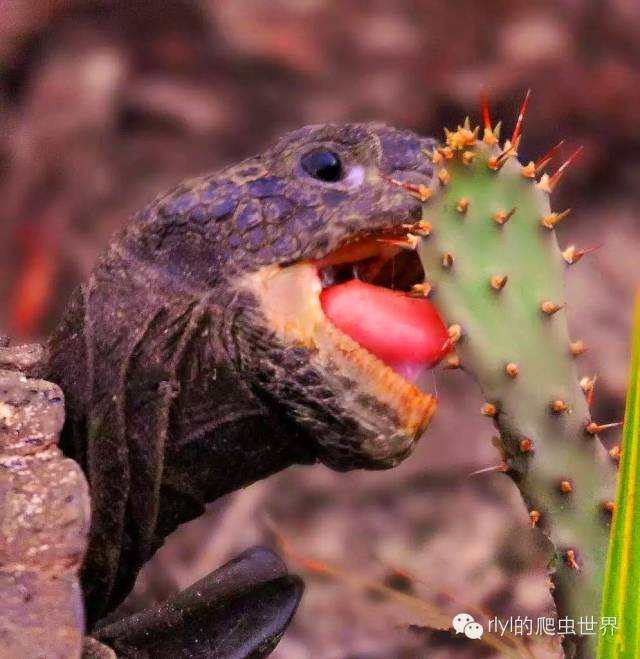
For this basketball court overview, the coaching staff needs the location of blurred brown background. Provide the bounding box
[1,1,637,657]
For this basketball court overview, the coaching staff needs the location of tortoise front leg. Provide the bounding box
[90,547,303,659]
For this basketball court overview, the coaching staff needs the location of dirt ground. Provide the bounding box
[1,2,638,657]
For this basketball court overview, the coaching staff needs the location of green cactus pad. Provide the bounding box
[410,119,618,658]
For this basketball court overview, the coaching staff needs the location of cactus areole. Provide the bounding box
[390,99,618,659]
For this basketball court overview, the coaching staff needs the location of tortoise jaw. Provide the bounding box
[241,244,438,441]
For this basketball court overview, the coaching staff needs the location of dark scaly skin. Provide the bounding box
[42,123,438,624]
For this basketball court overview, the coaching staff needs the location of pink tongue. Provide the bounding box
[319,279,450,374]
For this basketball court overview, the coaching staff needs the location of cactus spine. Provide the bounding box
[406,101,618,658]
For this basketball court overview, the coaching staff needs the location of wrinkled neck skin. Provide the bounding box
[44,247,316,623]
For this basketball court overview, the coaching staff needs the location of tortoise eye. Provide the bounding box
[301,149,343,182]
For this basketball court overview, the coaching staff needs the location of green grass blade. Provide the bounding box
[598,294,640,658]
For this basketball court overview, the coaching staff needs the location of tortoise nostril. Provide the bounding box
[420,137,439,153]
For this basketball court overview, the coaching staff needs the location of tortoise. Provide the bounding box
[0,122,442,657]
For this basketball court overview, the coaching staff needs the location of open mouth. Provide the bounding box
[244,228,448,436]
[314,231,450,382]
